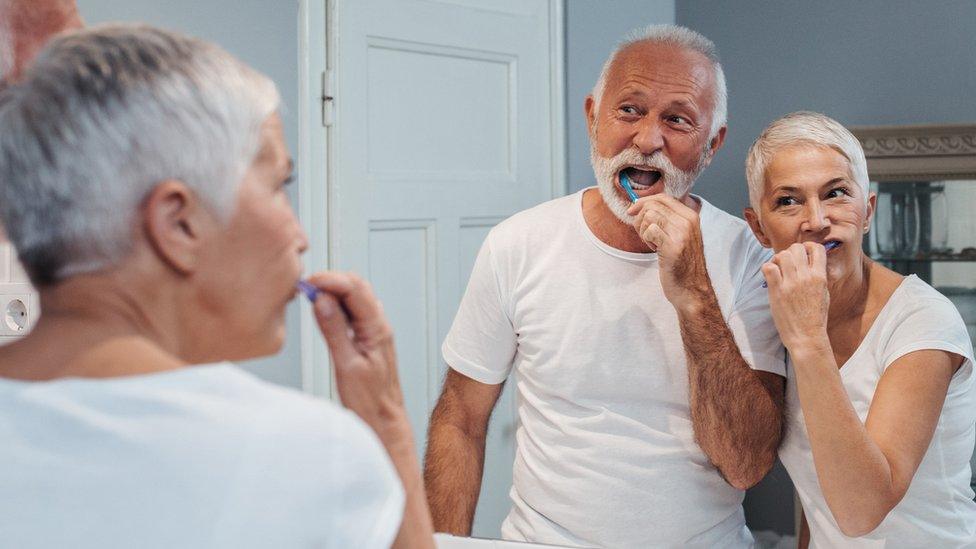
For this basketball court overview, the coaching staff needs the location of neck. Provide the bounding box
[0,270,189,380]
[582,188,700,252]
[826,254,872,326]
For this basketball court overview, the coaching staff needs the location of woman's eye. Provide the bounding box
[775,196,797,207]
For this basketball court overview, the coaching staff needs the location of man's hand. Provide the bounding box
[627,195,711,311]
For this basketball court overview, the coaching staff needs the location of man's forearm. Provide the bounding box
[676,291,784,489]
[423,418,488,535]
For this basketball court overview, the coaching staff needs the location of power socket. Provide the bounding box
[0,283,34,337]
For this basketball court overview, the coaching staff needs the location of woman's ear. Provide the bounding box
[864,191,877,233]
[744,207,772,248]
[141,180,209,275]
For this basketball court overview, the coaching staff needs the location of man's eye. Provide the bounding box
[620,106,639,115]
[283,173,296,186]
[825,187,849,199]
[667,115,688,125]
[775,196,797,207]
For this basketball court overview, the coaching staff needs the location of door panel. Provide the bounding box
[333,0,559,536]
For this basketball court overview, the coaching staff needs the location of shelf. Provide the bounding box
[874,256,976,263]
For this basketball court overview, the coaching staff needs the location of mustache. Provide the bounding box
[605,150,677,173]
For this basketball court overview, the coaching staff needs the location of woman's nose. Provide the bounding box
[802,201,829,232]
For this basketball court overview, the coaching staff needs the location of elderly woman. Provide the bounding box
[743,111,976,547]
[0,25,433,548]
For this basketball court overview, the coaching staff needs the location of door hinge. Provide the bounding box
[321,69,335,127]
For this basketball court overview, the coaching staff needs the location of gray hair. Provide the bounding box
[745,111,870,213]
[591,24,727,140]
[0,24,280,285]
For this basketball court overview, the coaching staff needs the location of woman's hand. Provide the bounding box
[761,242,831,353]
[306,271,436,549]
[305,271,410,441]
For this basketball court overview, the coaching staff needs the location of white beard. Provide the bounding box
[589,144,710,224]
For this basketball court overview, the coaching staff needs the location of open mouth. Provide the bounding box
[823,240,842,252]
[619,166,662,191]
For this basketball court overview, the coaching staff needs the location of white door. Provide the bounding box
[330,0,564,536]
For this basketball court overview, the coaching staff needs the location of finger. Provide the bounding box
[642,223,668,253]
[761,262,782,290]
[311,291,359,366]
[808,242,827,275]
[307,272,384,331]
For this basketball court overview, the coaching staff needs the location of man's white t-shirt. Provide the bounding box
[0,363,404,549]
[443,189,786,548]
[780,275,976,548]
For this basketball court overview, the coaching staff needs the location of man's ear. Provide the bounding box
[584,95,597,137]
[743,207,772,248]
[708,126,727,157]
[142,180,209,275]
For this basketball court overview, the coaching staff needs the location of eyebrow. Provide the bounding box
[771,177,847,194]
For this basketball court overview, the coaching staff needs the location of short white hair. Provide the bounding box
[0,24,280,285]
[591,24,727,140]
[745,111,870,212]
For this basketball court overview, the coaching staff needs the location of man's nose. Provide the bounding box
[633,119,665,155]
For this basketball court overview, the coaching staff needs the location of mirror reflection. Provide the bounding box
[0,1,974,549]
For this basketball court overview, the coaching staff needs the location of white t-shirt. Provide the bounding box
[443,189,786,548]
[780,275,976,548]
[0,363,404,549]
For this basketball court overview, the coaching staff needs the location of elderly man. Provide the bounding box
[0,25,433,548]
[424,25,786,547]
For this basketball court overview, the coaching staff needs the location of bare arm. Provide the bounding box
[764,244,962,536]
[677,295,785,489]
[631,195,785,489]
[309,272,435,549]
[423,368,503,535]
[789,345,958,536]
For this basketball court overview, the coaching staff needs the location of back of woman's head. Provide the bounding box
[0,23,280,286]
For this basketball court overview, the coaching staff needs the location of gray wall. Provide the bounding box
[676,0,976,534]
[78,0,305,389]
[566,0,675,194]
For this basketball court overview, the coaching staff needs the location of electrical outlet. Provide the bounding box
[0,283,33,337]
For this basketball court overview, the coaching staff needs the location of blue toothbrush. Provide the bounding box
[620,172,639,203]
[296,280,321,302]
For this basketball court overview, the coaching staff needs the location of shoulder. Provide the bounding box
[191,365,383,453]
[486,191,581,251]
[697,197,771,268]
[887,276,964,323]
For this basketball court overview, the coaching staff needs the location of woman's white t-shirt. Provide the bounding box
[0,363,404,549]
[779,275,976,547]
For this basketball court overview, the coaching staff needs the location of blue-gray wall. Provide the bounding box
[676,0,976,534]
[678,0,976,217]
[78,0,305,389]
[566,0,675,194]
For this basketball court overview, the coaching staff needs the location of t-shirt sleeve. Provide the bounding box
[881,296,976,374]
[726,242,787,377]
[441,235,517,385]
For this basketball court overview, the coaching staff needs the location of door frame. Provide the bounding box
[297,0,567,399]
